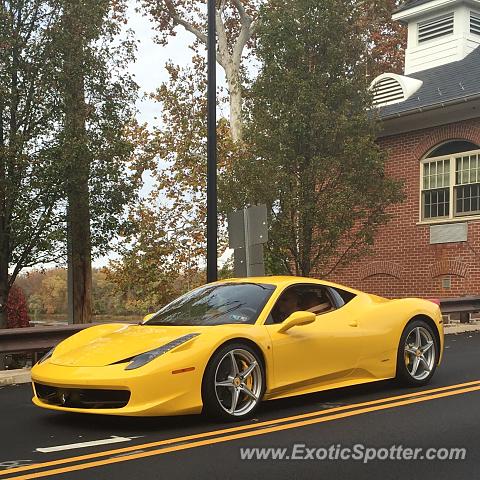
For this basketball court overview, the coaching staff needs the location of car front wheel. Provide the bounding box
[202,343,265,420]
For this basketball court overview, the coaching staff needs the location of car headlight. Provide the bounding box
[38,347,55,365]
[125,333,200,370]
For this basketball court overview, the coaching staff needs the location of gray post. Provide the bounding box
[244,208,251,277]
[228,205,268,277]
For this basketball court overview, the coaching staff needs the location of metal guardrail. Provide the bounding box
[0,324,96,356]
[440,296,480,323]
[439,296,480,313]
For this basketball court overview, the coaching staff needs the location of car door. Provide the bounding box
[265,285,363,394]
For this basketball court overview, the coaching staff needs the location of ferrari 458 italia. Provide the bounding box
[31,276,444,420]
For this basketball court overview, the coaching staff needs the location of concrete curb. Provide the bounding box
[0,326,479,387]
[444,324,480,335]
[0,368,31,386]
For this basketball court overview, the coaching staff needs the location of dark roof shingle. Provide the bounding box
[395,0,435,14]
[378,47,480,118]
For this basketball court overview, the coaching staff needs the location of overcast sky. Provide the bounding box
[126,2,192,125]
[126,1,228,124]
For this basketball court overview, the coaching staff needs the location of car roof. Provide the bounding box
[214,276,361,294]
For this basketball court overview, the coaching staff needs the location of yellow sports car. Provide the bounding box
[31,276,444,420]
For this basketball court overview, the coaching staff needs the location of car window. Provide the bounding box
[328,287,356,307]
[144,282,276,326]
[270,285,334,324]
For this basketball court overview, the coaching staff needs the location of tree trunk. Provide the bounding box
[217,16,245,144]
[62,2,92,324]
[226,72,243,143]
[67,185,92,324]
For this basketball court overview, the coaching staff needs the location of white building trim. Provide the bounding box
[393,0,480,74]
[370,73,424,107]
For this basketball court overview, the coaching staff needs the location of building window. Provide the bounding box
[418,13,454,44]
[427,140,479,158]
[422,159,450,219]
[421,147,480,221]
[455,154,480,215]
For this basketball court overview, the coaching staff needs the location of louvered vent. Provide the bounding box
[471,11,480,36]
[418,13,454,43]
[372,77,404,107]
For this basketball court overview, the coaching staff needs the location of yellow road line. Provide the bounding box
[2,379,480,478]
[6,384,480,480]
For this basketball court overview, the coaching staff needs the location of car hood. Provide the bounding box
[50,324,202,367]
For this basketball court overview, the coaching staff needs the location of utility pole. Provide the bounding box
[207,0,218,283]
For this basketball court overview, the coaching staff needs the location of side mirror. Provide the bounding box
[277,311,316,333]
[142,313,154,324]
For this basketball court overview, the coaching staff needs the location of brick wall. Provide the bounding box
[327,117,480,299]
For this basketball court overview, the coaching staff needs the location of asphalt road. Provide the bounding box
[1,331,479,480]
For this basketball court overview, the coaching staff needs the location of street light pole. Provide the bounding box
[207,0,218,283]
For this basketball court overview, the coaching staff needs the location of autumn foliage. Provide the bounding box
[358,0,408,79]
[6,286,30,329]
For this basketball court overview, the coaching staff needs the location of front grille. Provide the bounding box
[34,383,130,409]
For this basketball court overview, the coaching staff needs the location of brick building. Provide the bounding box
[329,0,480,299]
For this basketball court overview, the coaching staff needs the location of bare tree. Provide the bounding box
[142,0,261,143]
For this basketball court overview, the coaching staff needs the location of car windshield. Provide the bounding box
[143,282,276,326]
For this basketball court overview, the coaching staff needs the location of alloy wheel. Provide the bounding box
[404,326,436,381]
[214,348,262,417]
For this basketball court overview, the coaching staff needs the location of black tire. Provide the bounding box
[202,342,265,421]
[396,319,439,386]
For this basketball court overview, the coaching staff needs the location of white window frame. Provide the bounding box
[419,148,480,224]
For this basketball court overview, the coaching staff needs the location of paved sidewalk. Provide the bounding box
[0,368,31,386]
[444,323,480,335]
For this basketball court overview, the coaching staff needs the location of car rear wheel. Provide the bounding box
[202,343,265,420]
[396,320,438,386]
